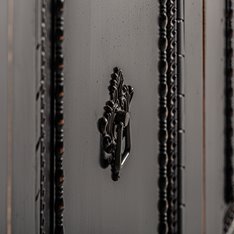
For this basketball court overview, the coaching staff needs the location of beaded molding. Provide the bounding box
[158,0,184,233]
[53,0,65,233]
[166,0,178,232]
[40,0,47,232]
[158,0,170,232]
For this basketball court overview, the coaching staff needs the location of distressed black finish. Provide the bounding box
[38,0,65,232]
[98,67,134,181]
[224,0,234,232]
[225,0,234,204]
[53,0,65,233]
[158,0,184,233]
[39,0,53,233]
[224,203,234,233]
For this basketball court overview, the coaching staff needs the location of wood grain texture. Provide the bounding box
[12,0,37,232]
[184,0,204,233]
[205,0,227,233]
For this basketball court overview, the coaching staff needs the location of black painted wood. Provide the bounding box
[224,0,234,232]
[224,0,234,205]
[53,0,65,233]
[166,0,178,232]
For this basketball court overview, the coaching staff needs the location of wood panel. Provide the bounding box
[205,0,226,233]
[12,0,37,232]
[63,0,159,233]
[184,0,204,233]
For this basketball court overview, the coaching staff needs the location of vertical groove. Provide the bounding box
[176,0,185,232]
[202,0,206,233]
[7,0,14,233]
[50,0,55,232]
[53,0,65,233]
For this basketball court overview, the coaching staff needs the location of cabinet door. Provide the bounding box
[62,0,203,233]
[0,0,209,233]
[64,1,159,233]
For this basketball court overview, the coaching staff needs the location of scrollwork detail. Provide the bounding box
[98,67,134,181]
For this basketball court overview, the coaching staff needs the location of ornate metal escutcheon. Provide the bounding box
[98,67,134,181]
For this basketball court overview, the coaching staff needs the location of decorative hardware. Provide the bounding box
[98,67,134,181]
[53,0,65,233]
